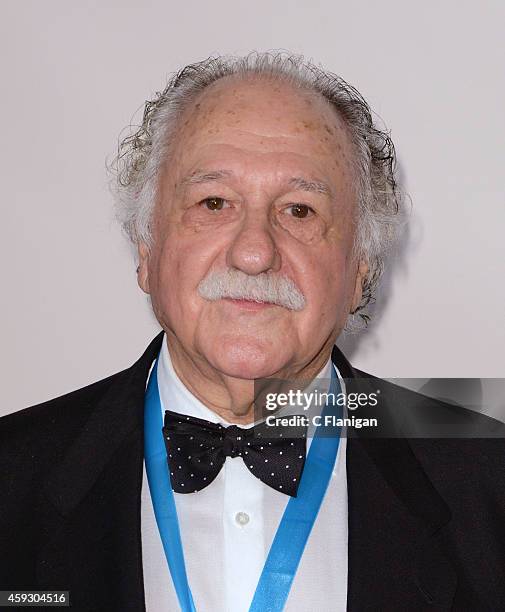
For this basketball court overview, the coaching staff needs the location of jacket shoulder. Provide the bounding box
[0,331,164,445]
[1,367,131,439]
[0,331,164,495]
[350,367,505,437]
[0,367,133,493]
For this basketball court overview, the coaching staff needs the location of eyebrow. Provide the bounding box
[180,170,233,186]
[180,169,333,197]
[287,177,333,197]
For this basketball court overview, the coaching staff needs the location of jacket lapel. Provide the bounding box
[38,332,165,611]
[331,344,457,610]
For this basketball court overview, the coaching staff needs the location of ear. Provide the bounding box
[350,259,369,313]
[137,241,151,294]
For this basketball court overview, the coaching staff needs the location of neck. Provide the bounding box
[163,330,335,425]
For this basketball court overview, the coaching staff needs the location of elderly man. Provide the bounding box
[1,53,505,612]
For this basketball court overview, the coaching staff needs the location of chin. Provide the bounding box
[203,335,291,380]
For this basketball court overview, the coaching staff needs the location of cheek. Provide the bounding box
[150,233,222,322]
[299,249,352,326]
[148,243,193,325]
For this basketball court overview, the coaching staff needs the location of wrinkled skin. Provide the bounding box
[138,76,368,423]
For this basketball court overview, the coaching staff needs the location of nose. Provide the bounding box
[226,211,281,276]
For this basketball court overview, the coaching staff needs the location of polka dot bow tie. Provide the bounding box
[162,409,308,497]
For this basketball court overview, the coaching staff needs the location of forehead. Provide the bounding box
[167,75,356,191]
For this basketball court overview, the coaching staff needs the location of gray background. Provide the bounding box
[1,0,504,416]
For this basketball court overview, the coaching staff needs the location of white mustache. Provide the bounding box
[197,269,306,311]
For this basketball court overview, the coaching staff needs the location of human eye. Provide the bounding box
[283,203,315,219]
[198,196,230,211]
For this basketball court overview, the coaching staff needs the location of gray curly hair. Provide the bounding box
[110,51,402,324]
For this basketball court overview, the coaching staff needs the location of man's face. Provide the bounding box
[138,77,367,380]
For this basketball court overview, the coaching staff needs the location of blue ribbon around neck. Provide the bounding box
[144,354,343,612]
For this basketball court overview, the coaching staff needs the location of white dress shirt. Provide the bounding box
[141,334,348,612]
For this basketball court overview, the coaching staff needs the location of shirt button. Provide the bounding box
[234,511,250,526]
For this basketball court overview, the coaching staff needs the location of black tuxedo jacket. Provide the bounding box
[1,331,505,611]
